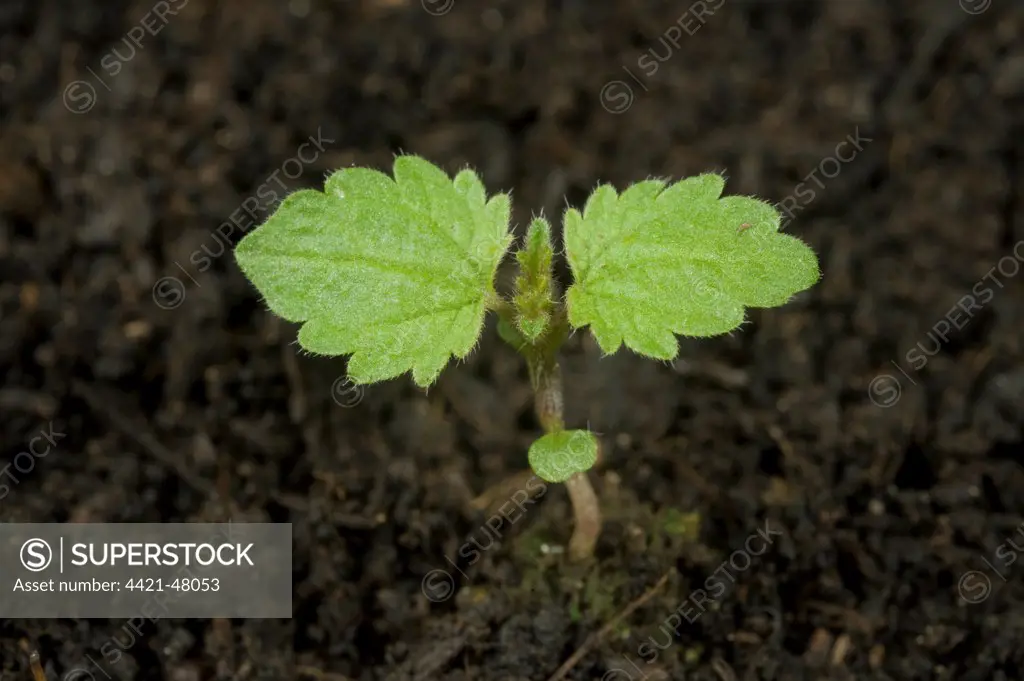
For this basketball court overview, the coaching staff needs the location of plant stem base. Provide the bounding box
[564,471,600,561]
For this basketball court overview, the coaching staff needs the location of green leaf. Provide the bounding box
[496,314,528,350]
[528,429,598,482]
[512,217,555,341]
[235,155,513,387]
[564,174,820,359]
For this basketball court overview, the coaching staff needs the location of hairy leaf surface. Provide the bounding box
[235,156,513,386]
[564,175,819,358]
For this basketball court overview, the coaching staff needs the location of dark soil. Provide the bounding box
[3,0,1024,679]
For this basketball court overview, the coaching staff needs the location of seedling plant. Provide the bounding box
[234,156,819,561]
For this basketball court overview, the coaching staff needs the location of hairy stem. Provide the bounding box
[525,309,601,562]
[485,292,516,320]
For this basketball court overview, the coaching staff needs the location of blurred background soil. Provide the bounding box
[2,0,1023,679]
